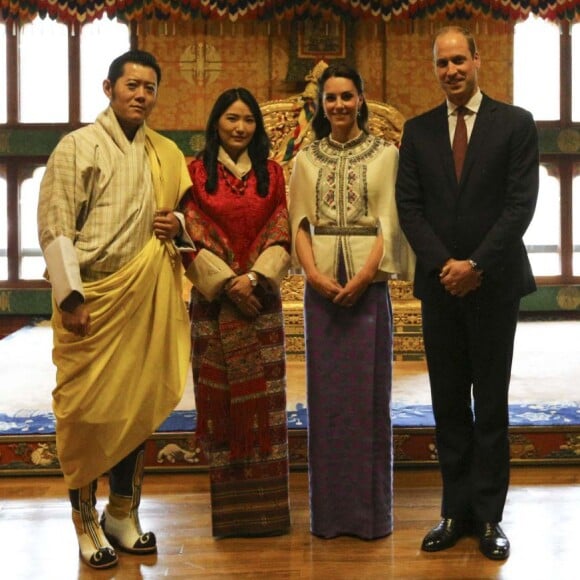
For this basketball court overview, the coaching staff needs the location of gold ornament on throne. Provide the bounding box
[259,61,424,361]
[261,60,406,186]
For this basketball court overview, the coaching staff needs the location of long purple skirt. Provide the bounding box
[304,280,393,539]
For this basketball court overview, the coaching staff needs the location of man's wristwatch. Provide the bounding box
[247,272,258,287]
[468,259,481,273]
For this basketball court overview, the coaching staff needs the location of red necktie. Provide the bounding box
[453,106,468,182]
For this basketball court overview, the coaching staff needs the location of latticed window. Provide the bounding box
[0,18,130,284]
[514,17,580,282]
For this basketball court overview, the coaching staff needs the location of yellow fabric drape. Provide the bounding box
[52,236,190,488]
[52,129,191,489]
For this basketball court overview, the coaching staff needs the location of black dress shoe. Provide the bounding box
[421,518,467,552]
[477,522,510,560]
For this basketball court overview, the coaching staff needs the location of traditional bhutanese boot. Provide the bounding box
[101,445,157,554]
[69,481,118,570]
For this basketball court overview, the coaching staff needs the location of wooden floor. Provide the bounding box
[1,466,579,579]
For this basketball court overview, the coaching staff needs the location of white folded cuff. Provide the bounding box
[184,248,236,302]
[43,236,84,308]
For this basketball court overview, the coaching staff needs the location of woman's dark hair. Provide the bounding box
[311,64,369,140]
[107,50,162,86]
[202,88,271,197]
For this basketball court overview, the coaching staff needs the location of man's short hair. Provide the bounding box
[107,50,162,86]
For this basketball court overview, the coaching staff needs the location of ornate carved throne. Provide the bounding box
[260,62,424,361]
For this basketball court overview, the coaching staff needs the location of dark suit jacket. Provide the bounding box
[395,93,539,303]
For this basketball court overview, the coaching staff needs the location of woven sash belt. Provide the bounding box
[313,225,378,236]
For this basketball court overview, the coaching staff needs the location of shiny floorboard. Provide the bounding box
[1,466,579,579]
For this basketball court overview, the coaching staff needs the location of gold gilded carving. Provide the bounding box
[393,336,426,359]
[389,279,416,301]
[393,311,423,328]
[284,335,305,361]
[280,274,305,302]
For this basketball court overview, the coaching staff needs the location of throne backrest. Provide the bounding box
[260,60,406,185]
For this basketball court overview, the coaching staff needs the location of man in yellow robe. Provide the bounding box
[37,50,192,570]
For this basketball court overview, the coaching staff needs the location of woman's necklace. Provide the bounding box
[219,164,248,196]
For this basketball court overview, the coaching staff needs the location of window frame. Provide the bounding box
[531,21,580,285]
[0,20,135,289]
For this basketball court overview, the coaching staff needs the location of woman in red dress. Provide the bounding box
[180,88,291,537]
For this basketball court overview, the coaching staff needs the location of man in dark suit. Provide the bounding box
[395,26,539,560]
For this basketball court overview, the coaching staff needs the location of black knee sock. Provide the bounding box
[108,442,146,496]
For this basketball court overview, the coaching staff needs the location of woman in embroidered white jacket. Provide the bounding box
[289,64,414,540]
